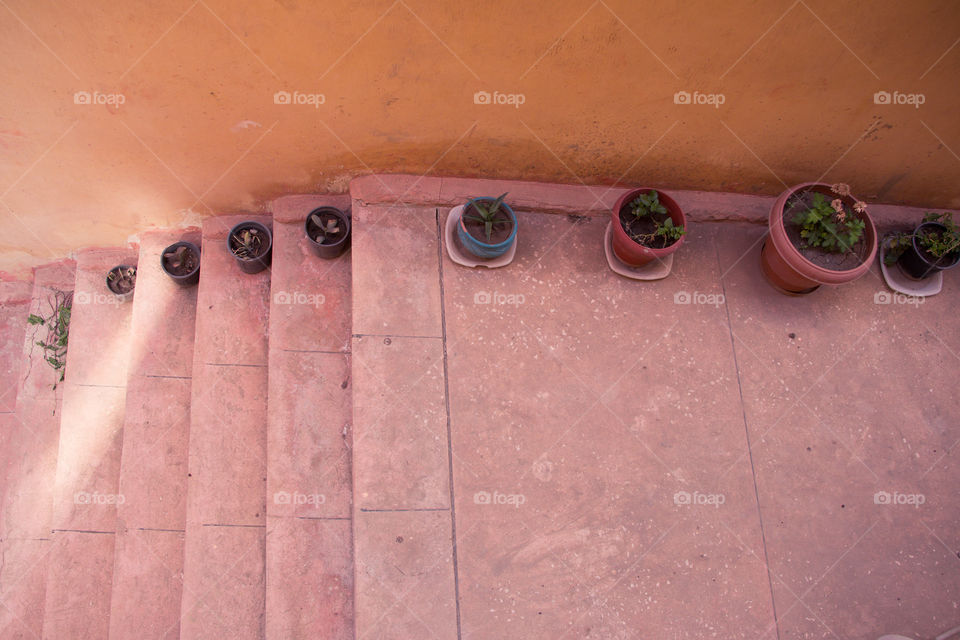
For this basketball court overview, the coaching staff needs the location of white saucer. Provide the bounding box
[603,222,673,280]
[879,235,942,297]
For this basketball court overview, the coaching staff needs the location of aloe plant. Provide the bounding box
[464,193,509,242]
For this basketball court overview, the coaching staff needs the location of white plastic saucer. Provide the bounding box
[879,234,942,297]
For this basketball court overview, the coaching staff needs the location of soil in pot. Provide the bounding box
[229,226,268,260]
[306,210,348,246]
[783,191,867,271]
[462,202,513,245]
[617,206,681,250]
[162,244,199,277]
[107,266,136,295]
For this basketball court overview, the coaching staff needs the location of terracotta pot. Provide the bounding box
[761,183,877,294]
[611,188,686,267]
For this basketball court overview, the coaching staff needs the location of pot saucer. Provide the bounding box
[879,235,942,297]
[604,222,673,280]
[444,205,517,268]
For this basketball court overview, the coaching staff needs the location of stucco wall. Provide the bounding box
[1,0,958,275]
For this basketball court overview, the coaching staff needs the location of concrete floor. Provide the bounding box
[352,202,960,640]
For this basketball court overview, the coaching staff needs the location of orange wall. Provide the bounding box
[1,0,958,275]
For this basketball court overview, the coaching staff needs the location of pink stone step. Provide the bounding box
[0,280,32,413]
[108,229,199,639]
[265,195,354,639]
[0,261,75,639]
[180,215,270,639]
[349,201,459,637]
[41,248,137,639]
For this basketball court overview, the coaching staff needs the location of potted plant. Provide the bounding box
[611,188,686,266]
[227,221,272,274]
[305,207,351,259]
[761,183,877,294]
[884,212,960,280]
[106,265,137,298]
[161,241,201,286]
[456,193,517,259]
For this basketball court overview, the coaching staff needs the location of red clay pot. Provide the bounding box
[761,182,877,294]
[611,188,686,267]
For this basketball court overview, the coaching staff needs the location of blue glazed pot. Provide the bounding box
[457,198,518,259]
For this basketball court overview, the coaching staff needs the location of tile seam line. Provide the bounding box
[351,333,443,340]
[435,207,463,640]
[358,508,450,513]
[715,242,780,640]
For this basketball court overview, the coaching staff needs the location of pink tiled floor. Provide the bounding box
[351,198,960,640]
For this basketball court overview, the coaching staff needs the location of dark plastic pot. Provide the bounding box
[897,221,960,280]
[227,221,272,274]
[160,241,201,286]
[611,188,686,267]
[305,207,351,259]
[106,265,137,298]
[457,198,518,259]
[761,182,877,294]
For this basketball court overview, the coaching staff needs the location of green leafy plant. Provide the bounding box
[27,290,72,389]
[231,227,263,259]
[310,213,341,244]
[884,212,960,265]
[464,193,510,242]
[625,190,685,246]
[790,186,866,254]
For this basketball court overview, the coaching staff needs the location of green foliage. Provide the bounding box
[791,193,865,254]
[626,190,685,246]
[464,193,510,242]
[629,191,668,218]
[28,290,72,389]
[885,212,960,264]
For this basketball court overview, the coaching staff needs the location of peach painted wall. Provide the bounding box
[1,0,958,275]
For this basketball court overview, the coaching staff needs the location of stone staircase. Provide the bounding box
[0,193,356,639]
